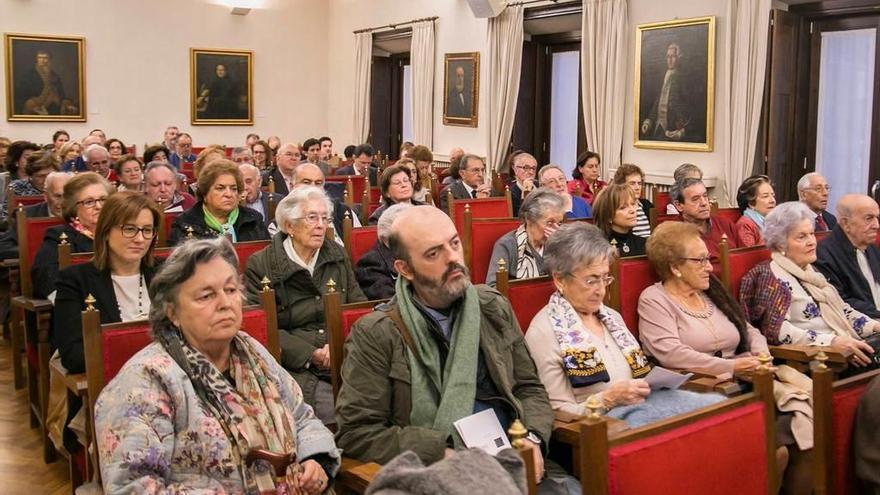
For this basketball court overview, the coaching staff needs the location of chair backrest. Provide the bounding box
[17,208,64,297]
[813,365,880,495]
[323,288,384,398]
[654,213,681,226]
[369,187,381,203]
[652,190,671,213]
[342,218,379,266]
[714,207,742,226]
[496,267,555,332]
[606,255,659,337]
[462,213,520,284]
[8,194,44,209]
[233,240,270,273]
[815,230,832,244]
[158,211,182,248]
[449,194,513,231]
[326,175,367,205]
[580,369,776,495]
[720,244,771,300]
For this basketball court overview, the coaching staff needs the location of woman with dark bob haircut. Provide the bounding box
[95,237,340,493]
[735,174,776,247]
[567,150,606,206]
[168,159,268,245]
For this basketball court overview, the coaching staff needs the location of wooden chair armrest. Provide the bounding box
[336,457,382,493]
[667,367,742,396]
[551,416,628,446]
[770,344,852,363]
[1,258,19,268]
[49,358,88,396]
[11,296,53,312]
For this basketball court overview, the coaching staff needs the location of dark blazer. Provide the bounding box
[510,182,525,218]
[608,230,647,257]
[355,240,397,300]
[814,225,880,318]
[252,191,284,226]
[261,167,291,197]
[438,180,500,213]
[32,224,94,299]
[0,202,51,261]
[335,165,378,185]
[817,210,838,231]
[168,202,269,246]
[53,262,159,374]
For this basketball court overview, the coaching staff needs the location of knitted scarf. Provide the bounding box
[395,276,481,446]
[743,208,765,230]
[548,291,651,388]
[514,225,541,279]
[772,252,859,339]
[204,205,239,242]
[156,330,299,494]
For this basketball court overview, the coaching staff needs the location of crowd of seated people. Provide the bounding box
[6,126,880,495]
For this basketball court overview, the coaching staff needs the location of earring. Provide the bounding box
[780,251,785,256]
[673,271,682,278]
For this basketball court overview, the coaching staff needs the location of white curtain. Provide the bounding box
[410,21,435,149]
[486,5,524,172]
[581,0,628,179]
[723,0,771,205]
[353,32,373,144]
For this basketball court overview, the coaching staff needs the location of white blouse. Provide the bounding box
[111,273,150,321]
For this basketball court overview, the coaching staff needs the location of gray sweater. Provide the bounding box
[486,229,546,287]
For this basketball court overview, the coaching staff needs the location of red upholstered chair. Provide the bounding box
[447,190,514,230]
[157,211,182,248]
[714,207,742,226]
[606,255,658,339]
[8,194,45,210]
[81,286,279,483]
[342,214,378,266]
[816,230,831,244]
[233,240,270,273]
[652,189,670,212]
[326,175,367,206]
[495,265,555,332]
[191,146,205,156]
[719,244,771,300]
[579,369,777,495]
[813,358,880,495]
[461,210,519,284]
[652,213,681,227]
[369,187,381,203]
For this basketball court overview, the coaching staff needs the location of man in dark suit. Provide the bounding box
[438,154,498,213]
[446,65,472,118]
[239,163,283,228]
[509,152,537,217]
[798,172,837,231]
[169,132,197,170]
[335,143,378,186]
[640,43,692,142]
[815,194,880,319]
[262,143,300,197]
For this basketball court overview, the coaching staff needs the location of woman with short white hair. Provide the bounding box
[739,201,877,366]
[244,185,365,425]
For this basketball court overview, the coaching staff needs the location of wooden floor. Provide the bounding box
[0,337,71,494]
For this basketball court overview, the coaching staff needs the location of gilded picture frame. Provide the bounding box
[190,48,253,125]
[4,33,86,122]
[634,16,715,151]
[443,52,480,127]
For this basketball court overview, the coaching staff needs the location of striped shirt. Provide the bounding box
[633,200,651,238]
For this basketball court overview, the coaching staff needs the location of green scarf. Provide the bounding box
[395,276,481,446]
[203,205,239,242]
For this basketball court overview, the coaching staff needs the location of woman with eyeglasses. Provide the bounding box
[168,159,268,245]
[525,223,722,425]
[368,163,423,225]
[244,186,365,425]
[48,193,162,454]
[735,175,777,247]
[591,183,646,257]
[486,188,565,286]
[32,172,113,300]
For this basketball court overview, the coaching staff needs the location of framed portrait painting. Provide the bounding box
[190,48,253,125]
[443,52,479,127]
[4,33,86,122]
[634,16,715,151]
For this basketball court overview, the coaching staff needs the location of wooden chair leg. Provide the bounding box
[10,306,24,390]
[36,309,57,463]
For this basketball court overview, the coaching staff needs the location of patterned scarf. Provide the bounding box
[157,330,299,494]
[204,205,240,242]
[514,225,541,279]
[548,291,651,388]
[69,218,95,239]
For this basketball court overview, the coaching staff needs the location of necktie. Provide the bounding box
[471,189,478,199]
[816,213,828,232]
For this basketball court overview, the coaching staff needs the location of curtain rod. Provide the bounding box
[507,0,561,8]
[353,16,438,34]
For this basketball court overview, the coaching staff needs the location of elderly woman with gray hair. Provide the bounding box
[486,188,566,286]
[525,223,722,425]
[356,202,412,300]
[95,238,340,494]
[244,186,365,425]
[739,201,877,367]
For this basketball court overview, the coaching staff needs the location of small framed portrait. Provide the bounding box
[443,52,480,127]
[190,48,253,125]
[4,33,86,122]
[634,16,716,151]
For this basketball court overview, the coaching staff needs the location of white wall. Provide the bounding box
[0,0,330,148]
[325,0,489,159]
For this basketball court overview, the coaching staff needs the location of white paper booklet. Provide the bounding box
[644,366,692,391]
[453,408,511,456]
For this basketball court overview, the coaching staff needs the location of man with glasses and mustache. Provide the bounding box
[797,172,837,232]
[509,152,538,217]
[671,177,740,260]
[336,205,555,489]
[438,154,499,213]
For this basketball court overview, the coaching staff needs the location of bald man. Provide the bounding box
[815,194,880,318]
[335,206,553,485]
[239,163,282,226]
[262,143,300,196]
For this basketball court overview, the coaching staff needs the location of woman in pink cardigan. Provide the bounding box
[638,221,813,495]
[734,175,776,247]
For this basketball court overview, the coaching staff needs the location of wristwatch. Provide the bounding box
[526,431,542,447]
